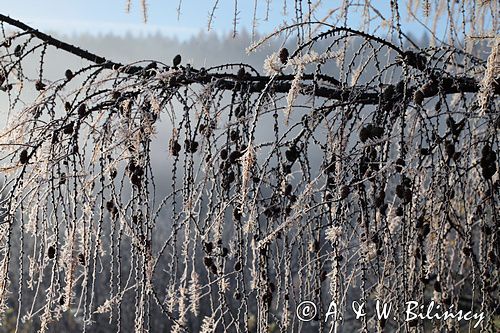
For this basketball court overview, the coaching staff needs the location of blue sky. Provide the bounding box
[0,0,438,40]
[1,0,303,38]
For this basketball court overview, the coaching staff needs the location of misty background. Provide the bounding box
[0,27,438,332]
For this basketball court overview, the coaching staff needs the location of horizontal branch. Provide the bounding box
[1,13,497,107]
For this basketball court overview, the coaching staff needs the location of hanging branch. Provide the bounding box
[0,5,498,332]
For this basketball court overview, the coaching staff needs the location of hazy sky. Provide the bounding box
[0,0,435,40]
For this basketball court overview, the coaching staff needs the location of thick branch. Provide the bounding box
[0,14,121,68]
[1,13,496,106]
